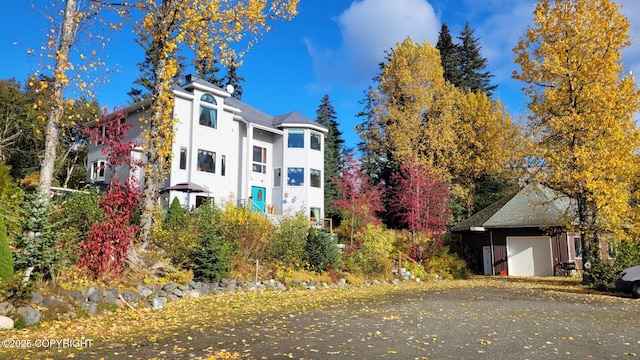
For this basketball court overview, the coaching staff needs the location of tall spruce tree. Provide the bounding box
[436,23,462,87]
[195,56,223,87]
[127,40,187,102]
[221,56,245,100]
[457,22,497,95]
[315,94,344,223]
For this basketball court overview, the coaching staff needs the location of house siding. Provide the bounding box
[87,76,327,219]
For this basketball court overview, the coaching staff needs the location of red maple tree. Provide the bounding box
[390,159,451,237]
[333,155,384,246]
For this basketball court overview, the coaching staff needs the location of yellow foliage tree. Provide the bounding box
[513,0,640,276]
[122,0,300,244]
[452,91,523,215]
[36,0,108,199]
[371,38,522,218]
[379,37,459,175]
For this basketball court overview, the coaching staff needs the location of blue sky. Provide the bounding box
[1,0,639,150]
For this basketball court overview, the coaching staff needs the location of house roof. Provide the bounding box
[451,183,575,232]
[181,76,327,133]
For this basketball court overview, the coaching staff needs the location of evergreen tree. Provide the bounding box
[355,86,393,182]
[436,23,462,87]
[127,39,187,102]
[195,56,223,87]
[315,94,344,223]
[13,193,63,280]
[457,23,497,95]
[221,56,245,100]
[0,214,13,282]
[164,196,186,230]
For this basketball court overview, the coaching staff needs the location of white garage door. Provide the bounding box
[506,236,553,276]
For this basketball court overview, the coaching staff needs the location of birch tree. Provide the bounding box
[32,0,109,198]
[513,0,640,279]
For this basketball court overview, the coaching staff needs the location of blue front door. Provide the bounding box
[251,186,266,212]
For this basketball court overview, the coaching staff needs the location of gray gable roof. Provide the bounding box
[180,75,326,132]
[451,183,576,232]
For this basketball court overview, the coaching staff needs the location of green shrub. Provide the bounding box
[0,274,33,306]
[424,245,469,279]
[305,228,340,273]
[266,213,309,268]
[55,186,103,264]
[12,193,64,280]
[217,201,275,263]
[0,163,24,236]
[0,215,13,282]
[183,207,237,282]
[587,241,640,290]
[187,233,236,282]
[403,261,428,280]
[589,260,620,290]
[342,224,395,277]
[164,196,186,229]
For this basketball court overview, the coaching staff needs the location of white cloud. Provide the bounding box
[306,0,440,89]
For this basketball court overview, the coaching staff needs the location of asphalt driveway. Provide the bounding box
[26,278,640,360]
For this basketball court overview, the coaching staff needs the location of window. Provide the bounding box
[196,196,214,208]
[287,129,304,148]
[252,146,267,173]
[197,149,216,173]
[310,132,321,151]
[179,147,187,170]
[310,169,321,188]
[91,160,106,180]
[287,167,304,186]
[574,237,582,258]
[274,168,282,187]
[199,93,217,128]
[97,125,106,145]
[310,207,321,224]
[608,241,618,259]
[221,155,226,176]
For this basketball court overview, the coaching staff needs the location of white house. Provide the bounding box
[87,75,327,220]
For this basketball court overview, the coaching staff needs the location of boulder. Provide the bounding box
[121,291,142,304]
[41,295,61,308]
[102,289,120,306]
[65,291,85,302]
[139,287,154,298]
[0,302,15,317]
[16,306,40,326]
[82,287,98,299]
[0,315,14,330]
[88,293,103,302]
[31,292,44,305]
[163,282,177,292]
[79,301,98,315]
[152,297,167,309]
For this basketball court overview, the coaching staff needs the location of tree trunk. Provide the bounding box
[138,45,170,246]
[38,0,77,199]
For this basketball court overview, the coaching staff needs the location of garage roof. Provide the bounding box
[451,183,575,231]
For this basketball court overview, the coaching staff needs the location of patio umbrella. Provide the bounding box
[161,182,210,208]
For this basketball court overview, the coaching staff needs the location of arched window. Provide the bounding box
[199,93,217,128]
